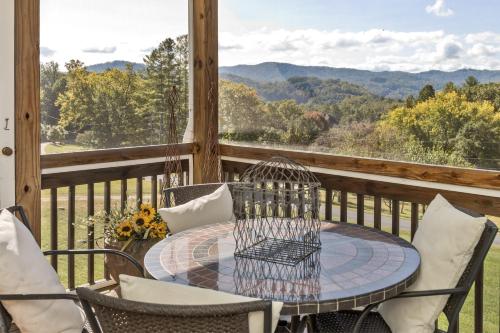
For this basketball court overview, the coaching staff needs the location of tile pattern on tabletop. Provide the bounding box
[145,221,420,315]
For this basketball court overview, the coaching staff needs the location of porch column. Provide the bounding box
[191,0,219,184]
[15,0,41,242]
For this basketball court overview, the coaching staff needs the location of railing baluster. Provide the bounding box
[474,264,483,333]
[50,188,58,271]
[104,181,111,213]
[103,181,111,280]
[136,177,143,208]
[68,185,75,289]
[325,188,332,221]
[374,195,382,230]
[298,183,304,218]
[87,183,95,285]
[340,191,348,222]
[121,179,128,212]
[151,175,158,209]
[391,200,400,236]
[272,182,279,217]
[411,202,419,240]
[356,194,364,226]
[285,182,291,218]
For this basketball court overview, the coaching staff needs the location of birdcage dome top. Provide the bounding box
[240,156,321,187]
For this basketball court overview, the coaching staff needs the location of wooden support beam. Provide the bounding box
[15,0,41,243]
[192,0,218,184]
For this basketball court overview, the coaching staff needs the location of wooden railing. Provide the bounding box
[220,144,500,333]
[39,142,499,332]
[40,143,193,289]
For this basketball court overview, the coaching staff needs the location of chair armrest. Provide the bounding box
[352,288,468,333]
[0,293,79,301]
[393,288,467,299]
[43,249,145,277]
[353,302,380,333]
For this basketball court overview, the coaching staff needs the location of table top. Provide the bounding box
[145,221,420,315]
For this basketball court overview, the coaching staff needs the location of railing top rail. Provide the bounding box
[221,159,500,217]
[220,144,500,191]
[41,143,195,169]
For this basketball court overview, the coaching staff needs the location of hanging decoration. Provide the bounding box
[162,86,184,202]
[202,68,222,183]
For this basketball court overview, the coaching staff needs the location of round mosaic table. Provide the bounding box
[145,221,420,316]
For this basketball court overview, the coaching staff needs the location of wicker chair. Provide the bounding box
[77,287,273,333]
[164,182,237,208]
[0,206,145,333]
[304,214,498,333]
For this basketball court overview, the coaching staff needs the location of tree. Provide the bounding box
[405,95,416,108]
[57,61,148,148]
[40,61,66,126]
[443,82,457,94]
[465,76,479,87]
[383,91,500,167]
[418,84,435,102]
[219,80,264,140]
[143,36,189,144]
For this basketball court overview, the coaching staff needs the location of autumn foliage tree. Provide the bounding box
[383,91,500,167]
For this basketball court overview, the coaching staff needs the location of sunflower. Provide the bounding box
[150,222,167,239]
[140,203,156,218]
[116,220,133,238]
[131,213,151,231]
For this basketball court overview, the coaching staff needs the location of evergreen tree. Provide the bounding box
[465,76,479,87]
[418,84,435,102]
[40,61,66,125]
[144,36,189,144]
[405,95,416,108]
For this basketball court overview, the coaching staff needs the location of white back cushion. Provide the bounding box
[159,183,234,234]
[120,275,283,333]
[378,194,486,333]
[0,210,84,333]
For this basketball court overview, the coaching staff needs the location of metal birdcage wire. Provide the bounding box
[202,68,222,183]
[233,251,321,302]
[162,86,184,206]
[233,156,321,265]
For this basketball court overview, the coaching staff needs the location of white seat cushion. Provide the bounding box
[378,194,486,333]
[120,275,283,333]
[159,183,234,234]
[0,210,85,333]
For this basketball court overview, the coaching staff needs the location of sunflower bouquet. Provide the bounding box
[88,202,168,251]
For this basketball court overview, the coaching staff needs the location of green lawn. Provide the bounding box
[43,143,89,154]
[40,182,499,332]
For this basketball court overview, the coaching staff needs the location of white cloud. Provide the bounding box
[219,28,500,72]
[40,46,56,57]
[82,46,117,54]
[426,0,454,17]
[437,40,463,60]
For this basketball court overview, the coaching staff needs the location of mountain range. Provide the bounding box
[87,60,146,73]
[86,60,500,99]
[220,62,500,99]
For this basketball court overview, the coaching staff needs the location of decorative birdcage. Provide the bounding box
[233,156,321,265]
[233,252,321,302]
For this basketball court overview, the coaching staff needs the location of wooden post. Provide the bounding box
[15,0,41,243]
[191,0,218,184]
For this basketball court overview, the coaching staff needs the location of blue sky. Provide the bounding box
[41,0,500,72]
[221,0,499,34]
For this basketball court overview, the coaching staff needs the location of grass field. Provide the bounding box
[43,143,89,154]
[40,179,499,332]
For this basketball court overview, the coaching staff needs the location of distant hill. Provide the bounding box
[222,74,376,104]
[87,60,145,72]
[220,62,500,99]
